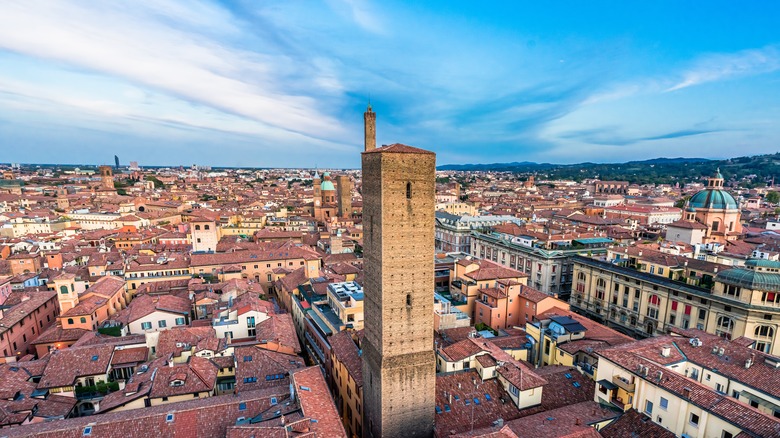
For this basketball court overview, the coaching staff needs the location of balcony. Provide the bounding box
[612,375,635,392]
[476,298,498,309]
[610,396,632,412]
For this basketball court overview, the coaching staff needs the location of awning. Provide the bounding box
[597,379,618,390]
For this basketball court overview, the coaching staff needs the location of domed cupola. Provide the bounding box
[687,168,738,211]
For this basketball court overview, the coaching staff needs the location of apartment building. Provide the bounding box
[594,332,780,437]
[572,255,780,356]
[0,290,58,359]
[470,230,611,297]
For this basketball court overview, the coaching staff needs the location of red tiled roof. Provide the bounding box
[362,143,435,155]
[291,366,347,437]
[329,330,363,387]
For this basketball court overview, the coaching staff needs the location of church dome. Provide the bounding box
[687,189,738,210]
[321,180,336,191]
[687,168,738,210]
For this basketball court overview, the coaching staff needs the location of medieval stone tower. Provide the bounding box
[364,103,376,151]
[361,140,436,437]
[98,165,114,190]
[337,175,352,217]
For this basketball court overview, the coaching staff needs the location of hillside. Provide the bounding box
[438,153,780,187]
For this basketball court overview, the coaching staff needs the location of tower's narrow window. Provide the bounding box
[406,182,412,199]
[406,293,412,307]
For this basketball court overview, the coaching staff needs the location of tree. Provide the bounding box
[145,175,165,189]
[766,191,780,204]
[674,196,690,209]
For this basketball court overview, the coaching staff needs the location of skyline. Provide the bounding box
[0,1,779,168]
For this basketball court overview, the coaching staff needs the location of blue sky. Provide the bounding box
[0,1,779,168]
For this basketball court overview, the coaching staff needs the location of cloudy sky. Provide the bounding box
[0,1,779,168]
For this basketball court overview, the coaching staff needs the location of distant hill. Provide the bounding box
[437,153,780,187]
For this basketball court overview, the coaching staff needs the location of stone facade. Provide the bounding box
[361,144,436,438]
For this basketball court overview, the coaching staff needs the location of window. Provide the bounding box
[690,412,699,426]
[724,284,740,297]
[659,397,668,410]
[68,318,74,325]
[716,316,734,339]
[243,377,257,383]
[83,426,93,436]
[195,225,201,231]
[406,293,412,308]
[166,413,174,423]
[238,402,246,411]
[406,182,412,199]
[80,317,86,323]
[60,285,69,294]
[175,317,185,325]
[645,400,653,414]
[141,322,152,330]
[243,356,252,362]
[158,320,167,328]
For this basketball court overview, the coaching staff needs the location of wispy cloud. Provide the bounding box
[0,1,349,143]
[667,45,780,92]
[326,0,386,34]
[559,126,723,146]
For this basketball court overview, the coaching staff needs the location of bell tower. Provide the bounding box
[362,142,436,438]
[99,165,114,190]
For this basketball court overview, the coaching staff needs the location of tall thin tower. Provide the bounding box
[364,102,376,151]
[361,141,436,437]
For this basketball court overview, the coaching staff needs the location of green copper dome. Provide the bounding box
[320,181,336,191]
[745,259,780,269]
[687,189,738,210]
[717,261,780,292]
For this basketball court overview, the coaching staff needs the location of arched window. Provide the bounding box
[67,318,74,325]
[577,272,586,281]
[80,317,87,324]
[204,225,210,230]
[596,278,606,288]
[754,325,775,353]
[406,182,412,199]
[195,225,201,231]
[59,285,68,294]
[716,316,734,339]
[755,325,774,338]
[648,295,660,306]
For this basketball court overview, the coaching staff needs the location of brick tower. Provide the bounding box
[364,103,376,151]
[337,175,352,217]
[362,143,436,437]
[99,165,114,190]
